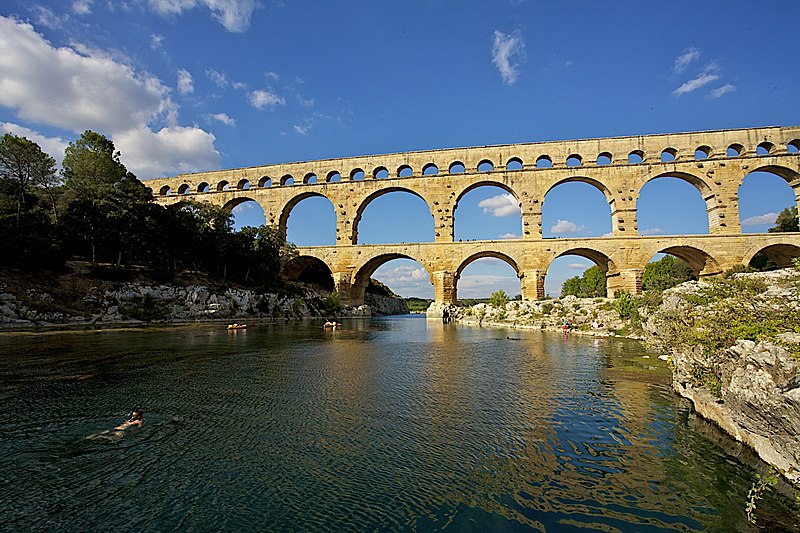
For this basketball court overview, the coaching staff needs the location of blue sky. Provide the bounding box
[1,1,798,298]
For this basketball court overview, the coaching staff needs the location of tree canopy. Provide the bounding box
[561,266,606,298]
[769,206,799,233]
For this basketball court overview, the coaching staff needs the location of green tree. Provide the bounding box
[0,133,57,226]
[561,265,607,297]
[642,255,695,292]
[489,289,509,307]
[768,206,799,233]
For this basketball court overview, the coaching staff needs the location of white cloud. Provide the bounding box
[72,0,93,15]
[150,34,165,49]
[550,219,585,234]
[673,47,699,73]
[232,202,255,214]
[248,89,285,109]
[568,263,590,269]
[294,122,312,135]
[673,65,719,96]
[114,125,220,179]
[742,212,779,226]
[600,232,613,238]
[375,265,429,284]
[32,6,68,29]
[208,112,236,126]
[640,227,665,236]
[499,232,520,239]
[177,68,194,94]
[0,122,68,167]
[478,193,520,217]
[148,0,258,32]
[491,30,524,85]
[708,84,736,99]
[206,68,229,87]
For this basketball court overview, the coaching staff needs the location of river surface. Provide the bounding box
[1,316,798,532]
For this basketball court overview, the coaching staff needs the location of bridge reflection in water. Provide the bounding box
[150,126,800,305]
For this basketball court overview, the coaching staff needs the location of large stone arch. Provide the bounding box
[546,246,625,296]
[222,196,258,212]
[636,170,717,234]
[742,164,800,185]
[278,191,335,240]
[542,175,615,205]
[453,180,520,208]
[351,187,434,245]
[282,255,335,292]
[742,243,800,268]
[350,252,433,307]
[453,250,521,302]
[651,245,723,277]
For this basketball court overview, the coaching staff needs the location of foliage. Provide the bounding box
[324,291,340,314]
[541,302,554,315]
[561,266,607,297]
[642,255,695,292]
[614,291,638,320]
[746,466,780,525]
[367,278,397,297]
[488,289,509,307]
[0,133,58,225]
[768,206,799,233]
[405,297,433,313]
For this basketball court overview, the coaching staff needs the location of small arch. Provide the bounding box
[197,182,210,193]
[566,154,582,167]
[656,246,721,277]
[456,251,520,280]
[422,163,439,176]
[222,197,266,230]
[628,150,644,164]
[177,183,190,195]
[216,180,229,192]
[237,178,250,190]
[477,159,494,172]
[326,171,341,183]
[351,254,432,306]
[281,174,295,186]
[695,146,711,160]
[661,148,677,162]
[536,155,552,168]
[258,176,272,188]
[757,142,775,155]
[159,185,172,196]
[449,161,466,174]
[726,144,743,157]
[282,256,335,292]
[373,166,389,179]
[304,173,318,184]
[398,165,413,178]
[787,140,800,154]
[596,152,612,166]
[506,157,523,171]
[350,168,365,181]
[744,243,800,269]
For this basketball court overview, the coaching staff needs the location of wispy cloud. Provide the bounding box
[148,0,259,33]
[568,263,591,269]
[673,47,700,73]
[478,193,520,217]
[72,0,93,15]
[499,232,520,239]
[150,34,164,49]
[492,30,525,85]
[248,89,285,109]
[640,227,665,236]
[550,219,585,234]
[208,112,236,126]
[708,83,736,99]
[177,68,194,95]
[742,212,779,226]
[673,65,719,96]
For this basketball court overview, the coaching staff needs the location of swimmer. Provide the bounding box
[87,409,143,441]
[114,409,143,430]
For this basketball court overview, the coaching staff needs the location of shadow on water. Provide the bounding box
[0,317,798,531]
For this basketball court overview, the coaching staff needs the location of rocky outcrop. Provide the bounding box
[364,293,409,316]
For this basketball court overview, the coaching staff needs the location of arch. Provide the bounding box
[352,187,433,244]
[304,173,318,184]
[177,183,190,195]
[536,155,552,168]
[477,159,494,172]
[652,245,722,277]
[280,174,295,186]
[640,170,714,198]
[694,146,711,160]
[456,251,520,279]
[743,164,800,185]
[596,152,612,165]
[727,144,743,157]
[222,196,257,212]
[351,253,431,305]
[506,157,523,170]
[350,168,365,181]
[159,185,171,196]
[217,180,229,192]
[449,161,465,174]
[738,168,797,232]
[542,175,614,203]
[237,178,250,190]
[628,150,644,164]
[258,176,272,188]
[788,140,800,153]
[279,191,335,240]
[661,148,677,162]
[326,171,341,183]
[637,171,713,235]
[282,255,335,292]
[197,182,210,193]
[373,166,389,179]
[757,141,775,155]
[551,247,617,276]
[566,154,582,167]
[542,177,614,238]
[454,180,520,209]
[743,243,800,269]
[422,163,439,176]
[397,165,413,177]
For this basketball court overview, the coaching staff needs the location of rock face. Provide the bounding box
[672,337,800,482]
[364,293,409,316]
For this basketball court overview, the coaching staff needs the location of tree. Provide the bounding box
[642,256,695,292]
[561,266,607,297]
[489,289,509,307]
[0,133,57,226]
[768,206,799,233]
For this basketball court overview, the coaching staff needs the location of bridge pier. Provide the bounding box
[331,271,358,307]
[431,271,458,305]
[520,269,546,300]
[607,268,643,297]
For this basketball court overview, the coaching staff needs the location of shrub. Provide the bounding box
[489,290,509,308]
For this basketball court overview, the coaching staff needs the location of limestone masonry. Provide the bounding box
[149,126,800,305]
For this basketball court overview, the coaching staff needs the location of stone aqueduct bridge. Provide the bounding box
[149,126,800,306]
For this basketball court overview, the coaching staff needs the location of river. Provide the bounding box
[1,316,798,531]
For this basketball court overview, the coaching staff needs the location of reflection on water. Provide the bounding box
[1,317,797,532]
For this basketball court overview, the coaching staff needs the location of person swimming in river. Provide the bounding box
[115,409,143,430]
[323,320,340,329]
[87,409,143,440]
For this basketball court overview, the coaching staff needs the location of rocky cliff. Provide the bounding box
[364,292,409,316]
